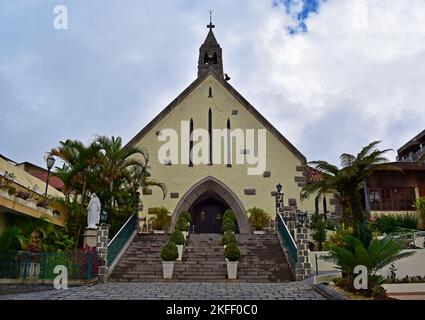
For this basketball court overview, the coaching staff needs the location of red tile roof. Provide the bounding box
[31,172,64,190]
[304,166,324,182]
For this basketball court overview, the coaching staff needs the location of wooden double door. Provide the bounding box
[191,197,228,234]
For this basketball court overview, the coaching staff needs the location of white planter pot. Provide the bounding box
[162,261,175,279]
[182,231,188,240]
[0,189,10,199]
[253,230,265,235]
[226,261,238,279]
[153,230,165,234]
[177,245,184,261]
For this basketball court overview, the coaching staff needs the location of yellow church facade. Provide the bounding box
[126,24,335,234]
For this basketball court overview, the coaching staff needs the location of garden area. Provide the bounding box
[302,141,425,299]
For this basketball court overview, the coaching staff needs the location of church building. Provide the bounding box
[126,20,335,234]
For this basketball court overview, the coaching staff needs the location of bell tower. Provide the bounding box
[198,12,224,79]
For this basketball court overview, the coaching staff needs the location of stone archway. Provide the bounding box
[171,176,250,234]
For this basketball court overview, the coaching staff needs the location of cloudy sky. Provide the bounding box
[1,0,424,168]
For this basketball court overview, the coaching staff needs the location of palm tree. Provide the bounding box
[50,139,101,206]
[301,141,400,225]
[94,136,148,211]
[325,234,414,291]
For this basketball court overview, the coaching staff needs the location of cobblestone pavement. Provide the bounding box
[0,281,326,300]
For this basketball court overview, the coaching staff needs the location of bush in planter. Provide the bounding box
[223,209,237,224]
[149,207,171,231]
[180,211,191,223]
[222,217,237,233]
[247,207,269,231]
[224,242,241,261]
[417,197,425,230]
[221,230,236,246]
[178,214,190,232]
[36,198,49,209]
[7,186,16,196]
[169,229,185,245]
[160,241,179,261]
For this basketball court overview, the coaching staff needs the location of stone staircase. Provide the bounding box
[109,232,294,282]
[109,234,167,282]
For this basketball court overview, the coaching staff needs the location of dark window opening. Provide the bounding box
[208,87,213,98]
[213,52,218,64]
[189,118,194,167]
[208,109,212,165]
[227,119,231,167]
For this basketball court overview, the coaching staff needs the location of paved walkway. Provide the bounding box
[0,281,325,300]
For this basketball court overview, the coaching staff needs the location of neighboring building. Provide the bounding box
[397,129,425,162]
[126,22,337,233]
[364,129,425,217]
[365,162,425,216]
[16,161,64,192]
[0,155,66,236]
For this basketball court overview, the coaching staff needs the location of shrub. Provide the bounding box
[160,241,178,261]
[169,229,185,245]
[247,207,269,231]
[7,186,16,196]
[374,214,419,234]
[223,209,237,224]
[224,242,241,261]
[149,207,171,230]
[178,218,190,232]
[221,230,236,246]
[311,214,327,250]
[16,190,31,200]
[416,197,425,230]
[180,211,191,223]
[222,218,236,233]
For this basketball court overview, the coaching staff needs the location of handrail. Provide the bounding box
[108,213,136,245]
[276,213,298,271]
[107,213,137,267]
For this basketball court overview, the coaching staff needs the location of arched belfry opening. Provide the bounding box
[171,176,249,234]
[197,15,224,78]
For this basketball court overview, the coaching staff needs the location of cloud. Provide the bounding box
[0,0,424,168]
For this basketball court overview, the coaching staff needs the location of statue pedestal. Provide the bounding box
[83,227,98,248]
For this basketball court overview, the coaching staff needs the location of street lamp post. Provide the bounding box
[44,155,55,198]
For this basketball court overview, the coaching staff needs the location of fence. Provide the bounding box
[276,213,298,271]
[107,213,137,267]
[0,250,98,280]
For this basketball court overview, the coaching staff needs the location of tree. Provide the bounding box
[311,214,327,250]
[94,136,148,213]
[301,141,400,227]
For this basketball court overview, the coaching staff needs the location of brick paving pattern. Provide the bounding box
[0,281,325,300]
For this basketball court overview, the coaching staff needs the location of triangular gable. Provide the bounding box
[125,71,307,164]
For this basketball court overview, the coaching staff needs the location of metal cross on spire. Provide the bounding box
[207,10,215,30]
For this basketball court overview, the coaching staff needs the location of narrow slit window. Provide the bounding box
[208,109,212,165]
[189,118,194,167]
[227,119,231,167]
[208,86,213,98]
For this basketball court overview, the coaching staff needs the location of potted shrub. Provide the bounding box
[160,241,179,279]
[221,230,236,248]
[149,207,171,233]
[7,186,16,197]
[178,218,190,240]
[222,215,237,233]
[170,229,185,260]
[36,199,49,209]
[224,242,241,279]
[16,190,31,201]
[248,207,269,235]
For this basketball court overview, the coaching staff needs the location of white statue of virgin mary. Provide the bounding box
[87,193,101,229]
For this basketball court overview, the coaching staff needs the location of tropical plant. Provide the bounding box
[373,214,419,234]
[325,224,354,249]
[169,229,185,245]
[247,207,269,231]
[224,242,241,261]
[221,230,237,246]
[301,141,401,228]
[325,234,414,293]
[416,197,425,230]
[160,241,178,261]
[149,207,171,231]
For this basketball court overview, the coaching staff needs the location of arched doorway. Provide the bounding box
[191,197,228,234]
[171,176,249,234]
